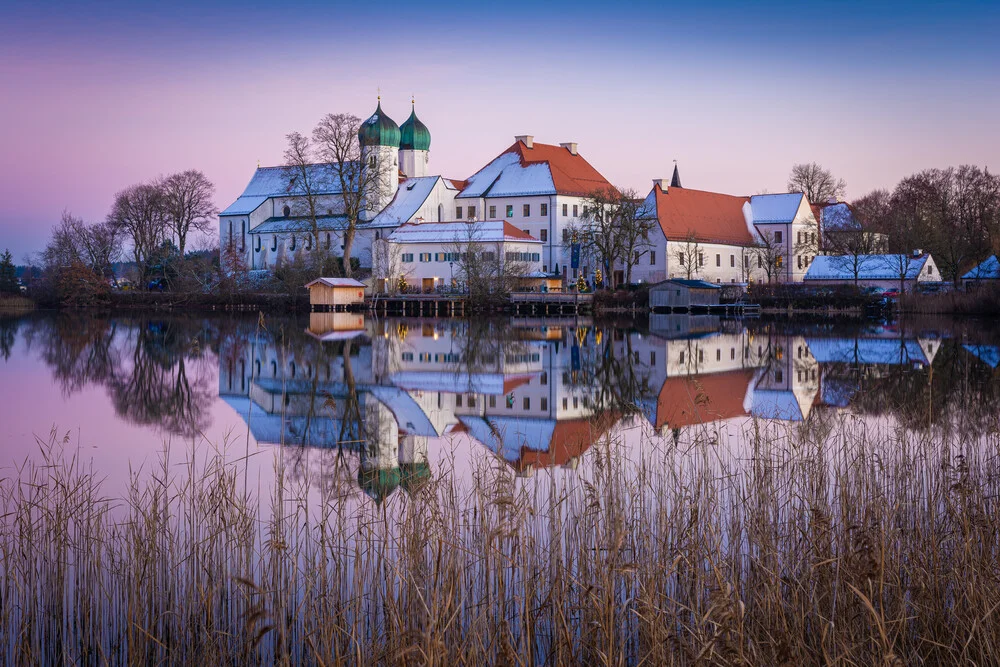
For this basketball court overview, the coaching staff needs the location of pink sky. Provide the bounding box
[1,1,998,259]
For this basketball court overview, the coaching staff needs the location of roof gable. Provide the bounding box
[458,141,614,199]
[963,255,1000,280]
[750,193,805,224]
[371,176,442,227]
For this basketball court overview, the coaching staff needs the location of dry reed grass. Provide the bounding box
[2,417,1000,666]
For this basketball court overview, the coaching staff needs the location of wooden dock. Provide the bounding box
[368,291,593,317]
[650,303,760,316]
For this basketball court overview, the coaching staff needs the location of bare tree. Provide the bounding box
[107,183,168,284]
[161,170,217,256]
[313,113,393,279]
[371,238,405,294]
[283,131,325,263]
[448,220,529,301]
[615,187,656,285]
[672,231,701,280]
[787,163,846,203]
[747,230,785,283]
[577,186,623,288]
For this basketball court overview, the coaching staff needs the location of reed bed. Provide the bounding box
[2,417,1000,666]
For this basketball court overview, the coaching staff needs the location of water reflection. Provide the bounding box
[9,311,1000,501]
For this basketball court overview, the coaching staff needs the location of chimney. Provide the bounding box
[912,248,923,257]
[560,142,578,155]
[652,178,668,192]
[515,135,534,149]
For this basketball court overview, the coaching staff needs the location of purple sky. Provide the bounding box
[1,0,998,259]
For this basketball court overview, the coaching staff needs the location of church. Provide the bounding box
[219,99,822,288]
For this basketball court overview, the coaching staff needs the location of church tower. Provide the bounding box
[358,98,400,216]
[399,100,431,178]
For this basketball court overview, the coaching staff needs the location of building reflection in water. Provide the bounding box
[218,314,948,502]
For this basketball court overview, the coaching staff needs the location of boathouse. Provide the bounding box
[649,279,721,310]
[305,277,366,310]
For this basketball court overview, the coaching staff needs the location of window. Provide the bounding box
[562,398,568,410]
[562,229,569,243]
[572,205,578,217]
[506,205,514,218]
[699,350,704,362]
[456,206,463,219]
[716,349,721,361]
[540,372,547,385]
[305,235,312,250]
[562,203,568,216]
[775,370,783,383]
[241,222,246,251]
[797,232,802,244]
[679,254,685,266]
[540,397,548,411]
[456,395,462,407]
[928,265,934,275]
[540,229,547,242]
[730,255,735,267]
[650,351,656,365]
[467,395,476,408]
[228,222,233,249]
[797,256,802,269]
[489,396,496,408]
[776,256,783,268]
[255,236,261,252]
[283,205,290,217]
[271,236,277,251]
[731,348,736,360]
[326,233,331,249]
[523,397,530,410]
[489,205,496,218]
[699,253,704,266]
[375,231,380,241]
[744,255,749,267]
[541,203,548,216]
[419,253,432,262]
[716,254,721,267]
[523,204,530,216]
[775,231,783,243]
[650,251,656,265]
[289,236,297,251]
[758,256,762,268]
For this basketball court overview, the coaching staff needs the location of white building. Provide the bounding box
[963,255,1000,289]
[379,220,544,293]
[803,253,941,291]
[628,176,820,286]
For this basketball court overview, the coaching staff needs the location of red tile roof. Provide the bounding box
[650,183,753,246]
[502,221,536,241]
[509,141,614,196]
[514,412,619,471]
[654,370,754,429]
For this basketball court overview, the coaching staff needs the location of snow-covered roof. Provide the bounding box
[305,277,366,288]
[250,215,348,234]
[390,371,507,395]
[964,344,1000,369]
[804,254,928,281]
[963,255,1000,280]
[461,416,557,463]
[370,176,442,227]
[388,220,542,244]
[457,141,614,199]
[819,202,861,233]
[746,389,805,421]
[221,195,269,216]
[241,164,347,197]
[806,337,931,365]
[750,193,805,224]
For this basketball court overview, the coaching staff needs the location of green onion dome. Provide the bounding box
[358,101,400,148]
[399,104,431,151]
[357,466,400,504]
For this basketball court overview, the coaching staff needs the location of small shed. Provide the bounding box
[305,277,366,311]
[649,279,721,311]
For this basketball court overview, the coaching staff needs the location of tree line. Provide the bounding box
[35,170,216,303]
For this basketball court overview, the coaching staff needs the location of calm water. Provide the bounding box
[1,311,999,499]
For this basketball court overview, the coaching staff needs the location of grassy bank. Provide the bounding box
[0,294,34,312]
[106,290,310,312]
[3,418,1000,665]
[899,286,1000,316]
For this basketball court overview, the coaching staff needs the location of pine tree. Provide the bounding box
[0,249,17,294]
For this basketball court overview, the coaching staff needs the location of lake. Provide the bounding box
[2,310,999,664]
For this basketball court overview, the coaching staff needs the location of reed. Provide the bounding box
[2,417,999,665]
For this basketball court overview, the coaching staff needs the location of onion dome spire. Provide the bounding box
[358,98,401,148]
[399,98,431,151]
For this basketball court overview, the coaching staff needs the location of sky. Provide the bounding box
[1,0,998,260]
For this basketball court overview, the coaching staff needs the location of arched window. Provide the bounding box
[290,236,296,251]
[255,236,261,252]
[375,231,380,240]
[325,233,331,249]
[283,205,290,217]
[271,236,277,251]
[240,221,246,251]
[271,360,277,376]
[306,235,312,250]
[437,204,443,222]
[228,221,233,249]
[290,361,296,378]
